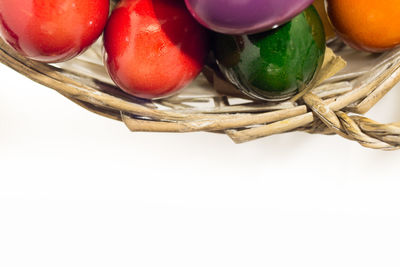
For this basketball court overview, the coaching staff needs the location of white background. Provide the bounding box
[1,62,400,267]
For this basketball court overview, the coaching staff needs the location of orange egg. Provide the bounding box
[327,0,400,52]
[313,0,335,41]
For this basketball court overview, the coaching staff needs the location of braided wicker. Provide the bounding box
[1,34,400,150]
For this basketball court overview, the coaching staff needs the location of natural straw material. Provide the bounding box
[1,37,400,150]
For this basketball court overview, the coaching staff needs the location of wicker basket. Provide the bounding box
[1,35,400,150]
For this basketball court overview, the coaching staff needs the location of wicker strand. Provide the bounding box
[304,93,400,150]
[2,35,400,150]
[122,105,308,133]
[0,40,299,123]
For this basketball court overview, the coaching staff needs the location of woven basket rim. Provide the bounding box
[1,35,400,150]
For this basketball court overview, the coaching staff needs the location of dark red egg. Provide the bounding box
[0,0,109,62]
[103,0,209,100]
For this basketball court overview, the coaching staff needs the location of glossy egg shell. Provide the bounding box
[0,0,109,62]
[185,0,314,34]
[104,0,209,100]
[213,6,326,101]
[327,0,400,52]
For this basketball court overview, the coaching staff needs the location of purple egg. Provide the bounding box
[185,0,314,34]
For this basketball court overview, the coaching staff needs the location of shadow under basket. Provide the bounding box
[1,38,400,150]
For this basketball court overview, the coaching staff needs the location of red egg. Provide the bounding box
[103,0,209,100]
[0,0,109,62]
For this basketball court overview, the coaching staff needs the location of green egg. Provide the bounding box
[213,5,326,101]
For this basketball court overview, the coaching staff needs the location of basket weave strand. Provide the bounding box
[1,37,400,150]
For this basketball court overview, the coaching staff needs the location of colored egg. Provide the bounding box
[185,0,314,35]
[327,0,400,52]
[213,6,326,101]
[104,0,209,100]
[0,0,109,63]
